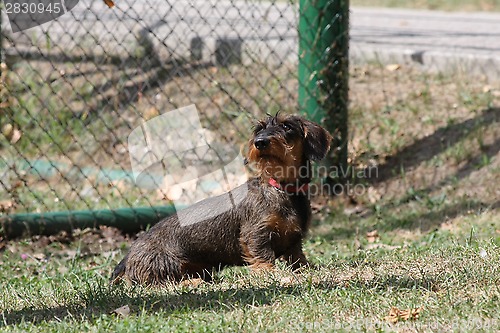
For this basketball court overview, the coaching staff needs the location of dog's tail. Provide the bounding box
[110,254,128,285]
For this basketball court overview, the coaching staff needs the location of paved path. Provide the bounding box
[2,1,500,78]
[350,7,500,78]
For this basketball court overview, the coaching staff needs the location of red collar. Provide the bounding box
[268,178,309,194]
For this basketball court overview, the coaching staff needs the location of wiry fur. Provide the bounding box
[111,114,332,286]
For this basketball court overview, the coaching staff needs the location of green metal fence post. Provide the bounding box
[298,0,349,184]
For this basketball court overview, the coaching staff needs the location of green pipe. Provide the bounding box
[0,205,179,239]
[298,0,349,181]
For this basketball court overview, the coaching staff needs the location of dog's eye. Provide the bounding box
[253,123,264,134]
[282,123,291,132]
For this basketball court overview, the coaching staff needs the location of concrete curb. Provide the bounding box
[2,2,500,80]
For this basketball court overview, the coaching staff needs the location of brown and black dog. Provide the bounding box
[111,114,331,286]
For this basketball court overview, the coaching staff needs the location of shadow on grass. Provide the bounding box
[345,106,500,232]
[318,274,440,293]
[1,268,444,327]
[317,199,498,243]
[377,200,500,233]
[367,129,500,232]
[370,107,500,184]
[1,284,292,326]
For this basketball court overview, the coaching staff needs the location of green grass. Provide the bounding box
[351,0,500,11]
[1,209,499,332]
[2,46,500,332]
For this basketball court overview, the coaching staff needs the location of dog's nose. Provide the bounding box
[254,137,270,150]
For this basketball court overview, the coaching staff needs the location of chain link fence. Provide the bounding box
[1,1,499,237]
[0,0,348,235]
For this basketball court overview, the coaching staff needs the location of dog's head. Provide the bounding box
[247,114,332,183]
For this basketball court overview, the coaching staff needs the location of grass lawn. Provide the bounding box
[1,218,499,332]
[1,59,499,331]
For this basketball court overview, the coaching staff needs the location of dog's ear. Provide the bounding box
[301,118,332,161]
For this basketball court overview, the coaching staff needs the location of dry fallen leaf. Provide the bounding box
[385,64,401,72]
[483,85,492,93]
[166,186,183,201]
[367,187,381,204]
[0,200,16,213]
[384,306,422,324]
[180,278,204,288]
[1,124,21,144]
[104,0,115,8]
[343,205,366,216]
[143,107,159,120]
[9,129,22,144]
[112,305,130,317]
[366,230,380,243]
[1,123,13,138]
[280,275,304,286]
[33,253,46,261]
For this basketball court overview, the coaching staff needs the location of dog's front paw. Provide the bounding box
[249,261,275,273]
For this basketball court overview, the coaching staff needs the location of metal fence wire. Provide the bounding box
[1,1,499,237]
[0,0,349,230]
